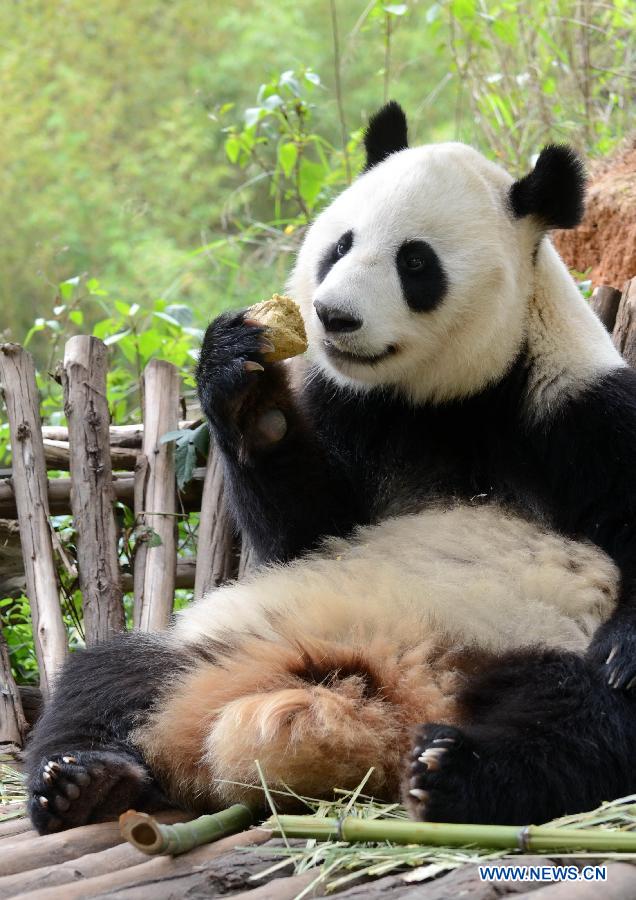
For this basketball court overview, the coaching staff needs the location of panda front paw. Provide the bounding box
[28,749,159,834]
[588,626,636,693]
[196,311,288,452]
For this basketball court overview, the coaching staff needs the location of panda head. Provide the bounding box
[288,102,587,404]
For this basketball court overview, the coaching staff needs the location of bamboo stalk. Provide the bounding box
[62,336,125,643]
[120,804,253,856]
[194,445,238,599]
[266,814,636,853]
[0,344,67,697]
[133,360,180,631]
[0,469,206,519]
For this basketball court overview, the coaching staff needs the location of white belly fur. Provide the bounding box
[173,503,619,656]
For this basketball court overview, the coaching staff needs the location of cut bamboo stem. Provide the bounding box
[62,336,125,643]
[267,814,636,853]
[194,445,238,599]
[0,343,67,697]
[120,804,253,856]
[0,627,27,751]
[133,359,180,631]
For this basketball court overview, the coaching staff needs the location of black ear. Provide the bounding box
[363,101,408,171]
[509,145,586,229]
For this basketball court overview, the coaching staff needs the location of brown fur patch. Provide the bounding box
[134,634,457,812]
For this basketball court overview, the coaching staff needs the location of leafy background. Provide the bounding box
[0,0,634,680]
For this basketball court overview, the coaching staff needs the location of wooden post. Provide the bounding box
[591,285,622,333]
[0,468,206,519]
[133,360,179,631]
[238,535,258,581]
[62,336,125,643]
[0,627,27,751]
[0,344,67,696]
[194,446,238,599]
[613,278,636,367]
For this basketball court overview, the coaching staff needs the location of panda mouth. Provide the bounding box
[323,341,397,366]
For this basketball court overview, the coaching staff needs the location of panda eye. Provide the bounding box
[405,255,425,271]
[336,241,348,257]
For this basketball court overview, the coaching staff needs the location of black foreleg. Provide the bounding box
[26,632,186,833]
[405,648,636,825]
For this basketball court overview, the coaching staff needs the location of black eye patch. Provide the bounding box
[396,240,448,312]
[317,230,353,284]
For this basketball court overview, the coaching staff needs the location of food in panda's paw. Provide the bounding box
[245,294,308,363]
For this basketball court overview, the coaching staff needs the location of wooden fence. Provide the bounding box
[0,334,249,753]
[1,277,635,753]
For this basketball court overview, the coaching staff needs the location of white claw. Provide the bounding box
[606,646,619,665]
[39,796,48,808]
[409,788,429,802]
[42,772,51,784]
[62,756,77,765]
[431,737,456,746]
[418,748,446,771]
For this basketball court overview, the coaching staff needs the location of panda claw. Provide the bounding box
[409,788,429,802]
[244,360,264,373]
[38,796,48,809]
[42,771,52,785]
[418,748,446,771]
[606,645,618,665]
[62,756,78,765]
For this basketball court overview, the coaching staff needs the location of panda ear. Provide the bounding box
[509,145,586,230]
[363,101,408,171]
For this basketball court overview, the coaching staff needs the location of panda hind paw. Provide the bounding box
[28,749,156,834]
[403,724,479,823]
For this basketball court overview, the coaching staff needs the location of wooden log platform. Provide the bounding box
[1,804,636,898]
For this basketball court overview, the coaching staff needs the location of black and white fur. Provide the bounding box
[26,103,636,832]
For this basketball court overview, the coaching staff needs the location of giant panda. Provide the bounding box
[26,103,636,833]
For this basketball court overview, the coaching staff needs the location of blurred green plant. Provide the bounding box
[441,0,635,166]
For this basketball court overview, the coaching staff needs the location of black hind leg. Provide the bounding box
[26,632,187,833]
[405,648,636,825]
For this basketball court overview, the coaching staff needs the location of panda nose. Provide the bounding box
[313,301,362,333]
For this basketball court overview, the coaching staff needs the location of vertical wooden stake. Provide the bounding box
[0,344,67,697]
[590,285,621,333]
[62,336,125,643]
[0,628,27,751]
[238,534,258,581]
[134,360,179,631]
[194,445,238,599]
[613,278,636,367]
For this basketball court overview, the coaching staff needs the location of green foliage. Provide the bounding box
[443,0,635,167]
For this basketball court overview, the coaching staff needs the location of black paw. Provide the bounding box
[196,310,273,422]
[587,625,636,693]
[28,750,158,834]
[404,724,478,823]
